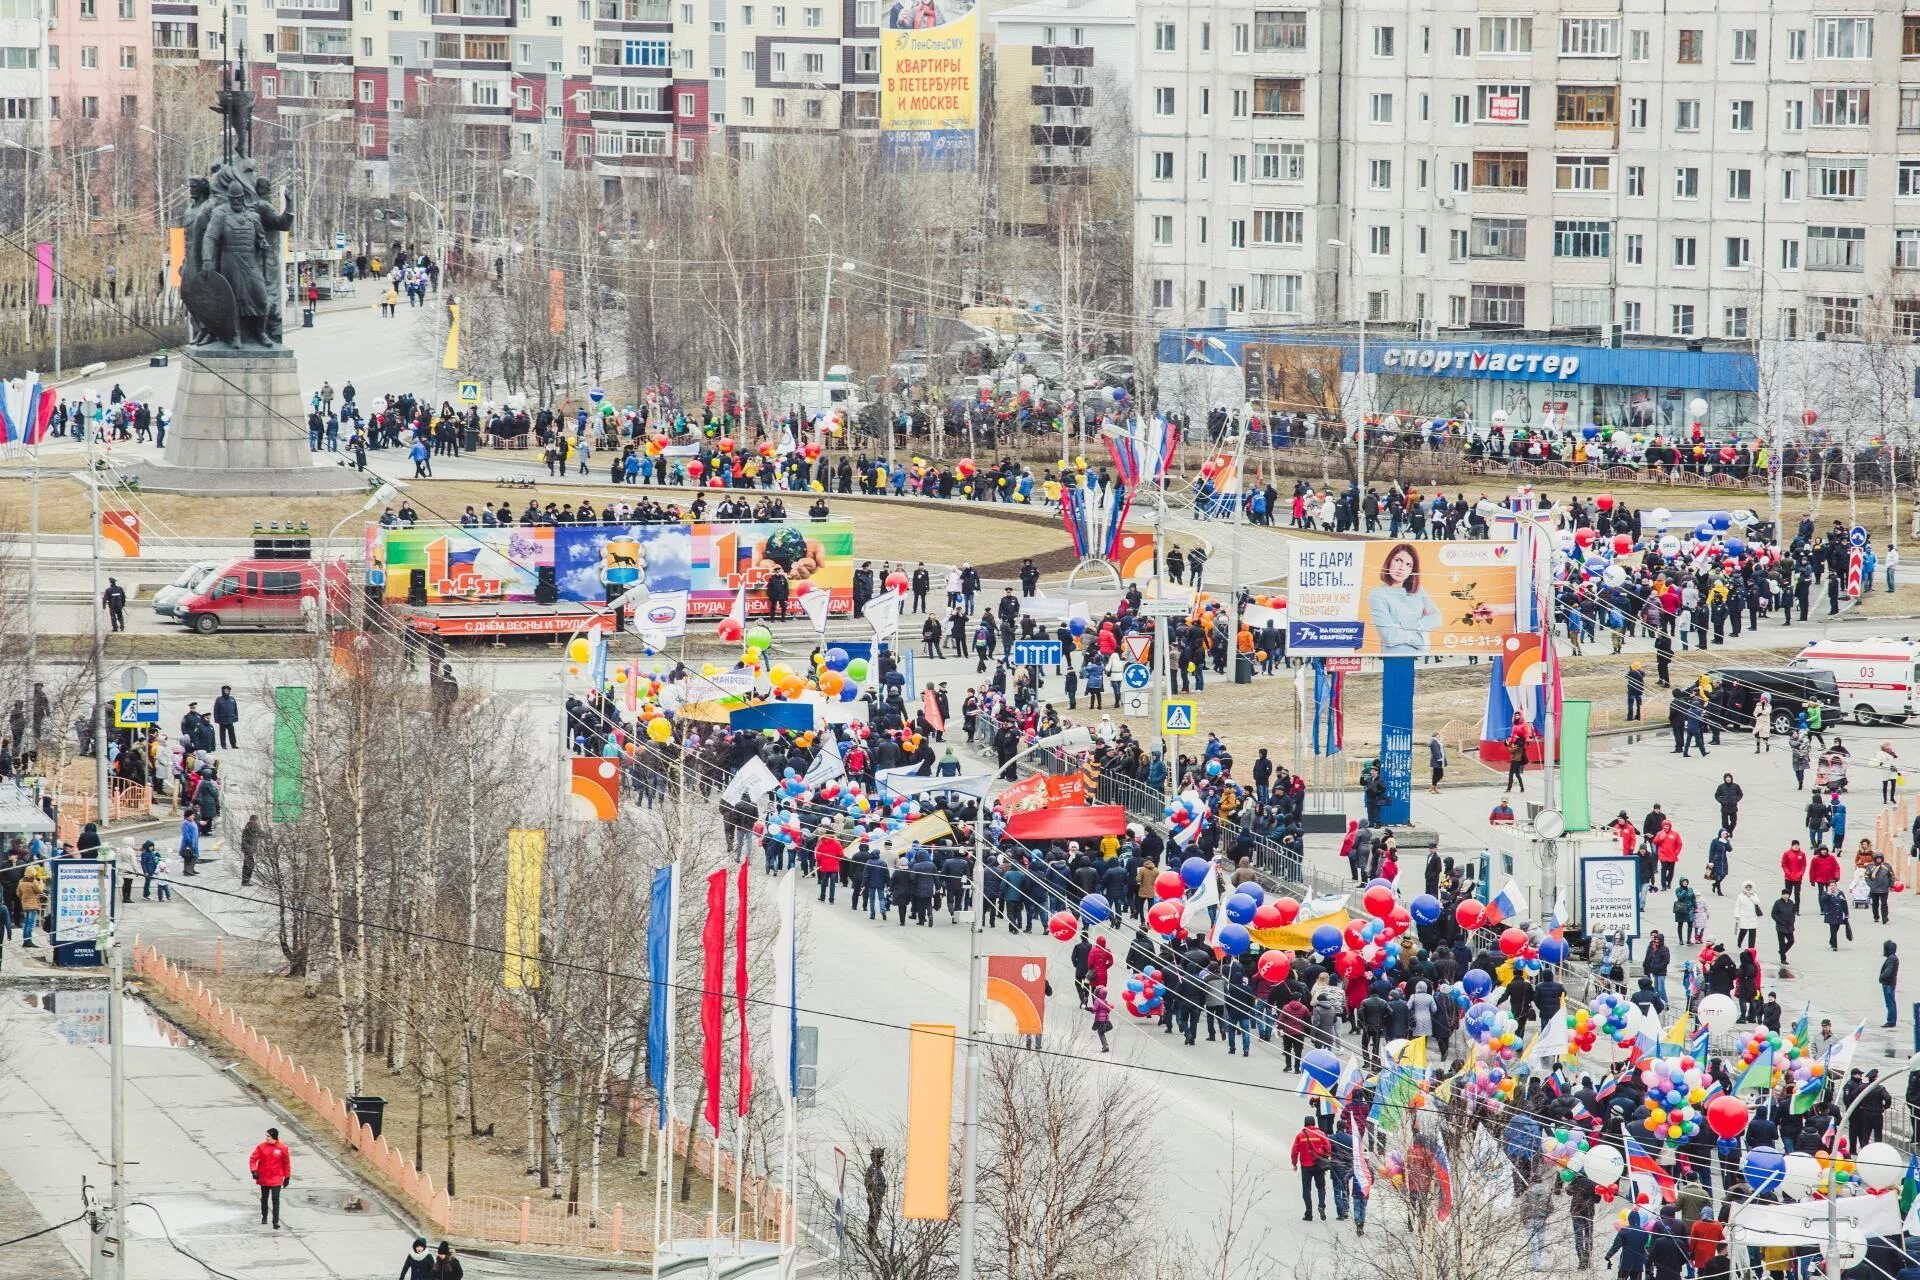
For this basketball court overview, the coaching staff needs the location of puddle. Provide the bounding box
[15,991,195,1048]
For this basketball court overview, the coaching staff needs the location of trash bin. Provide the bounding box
[461,427,480,452]
[148,353,169,368]
[1234,653,1254,684]
[345,1095,387,1140]
[302,307,316,328]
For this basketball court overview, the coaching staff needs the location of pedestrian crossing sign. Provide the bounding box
[457,380,481,404]
[1162,700,1196,735]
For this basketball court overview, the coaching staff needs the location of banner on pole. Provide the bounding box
[270,686,307,822]
[903,1023,956,1219]
[504,828,544,989]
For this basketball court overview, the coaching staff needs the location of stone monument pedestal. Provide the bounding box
[140,347,368,496]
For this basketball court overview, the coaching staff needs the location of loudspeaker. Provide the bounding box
[535,566,558,605]
[407,569,428,606]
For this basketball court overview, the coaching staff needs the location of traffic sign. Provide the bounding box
[1122,687,1150,718]
[333,231,347,250]
[1121,634,1152,664]
[1011,639,1062,666]
[1162,700,1196,734]
[1850,525,1869,548]
[1122,663,1151,690]
[457,380,481,404]
[1140,599,1188,618]
[112,688,159,729]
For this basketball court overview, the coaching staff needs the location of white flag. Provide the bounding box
[638,589,689,639]
[722,756,780,806]
[797,588,831,635]
[1180,858,1221,936]
[1526,1012,1571,1063]
[804,742,845,788]
[724,582,747,631]
[863,588,903,641]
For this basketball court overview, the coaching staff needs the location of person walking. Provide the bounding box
[101,577,126,632]
[1289,1119,1332,1221]
[1734,881,1764,951]
[1780,841,1807,912]
[1713,774,1743,833]
[432,1242,464,1279]
[1881,941,1900,1028]
[1819,883,1852,950]
[399,1238,436,1279]
[1090,985,1113,1052]
[1771,887,1797,977]
[1866,852,1894,924]
[248,1126,291,1228]
[1627,662,1645,721]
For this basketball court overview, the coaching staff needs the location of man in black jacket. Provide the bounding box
[213,685,241,749]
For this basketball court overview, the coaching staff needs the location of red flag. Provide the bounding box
[921,687,946,734]
[701,869,727,1135]
[734,862,753,1118]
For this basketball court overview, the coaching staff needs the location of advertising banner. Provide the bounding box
[994,772,1088,815]
[1287,540,1518,657]
[51,858,109,967]
[881,1,979,169]
[1580,854,1641,940]
[369,520,855,618]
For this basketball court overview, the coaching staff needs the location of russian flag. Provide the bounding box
[1549,891,1568,933]
[1623,1135,1677,1203]
[0,375,54,446]
[1481,878,1528,926]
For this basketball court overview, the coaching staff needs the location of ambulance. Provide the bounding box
[1793,639,1920,724]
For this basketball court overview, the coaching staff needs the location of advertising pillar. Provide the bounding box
[1379,658,1414,826]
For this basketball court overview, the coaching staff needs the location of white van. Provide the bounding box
[1794,639,1920,724]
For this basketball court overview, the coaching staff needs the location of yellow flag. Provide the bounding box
[504,828,543,989]
[441,301,461,371]
[1396,1036,1428,1070]
[1662,1011,1691,1047]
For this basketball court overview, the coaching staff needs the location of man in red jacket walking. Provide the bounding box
[249,1126,291,1228]
[1290,1120,1333,1221]
[1781,841,1809,913]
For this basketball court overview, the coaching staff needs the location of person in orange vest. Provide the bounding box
[248,1126,291,1228]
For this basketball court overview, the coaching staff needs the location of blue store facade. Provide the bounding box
[1159,329,1760,434]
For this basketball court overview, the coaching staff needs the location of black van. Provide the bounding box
[1708,667,1841,735]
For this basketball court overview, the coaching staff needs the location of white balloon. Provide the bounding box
[1689,397,1710,417]
[1660,535,1682,557]
[1584,1145,1625,1185]
[1780,1152,1821,1199]
[1696,993,1738,1035]
[1554,529,1576,550]
[1650,507,1673,528]
[1857,1141,1905,1190]
[1603,564,1627,588]
[1492,409,1510,425]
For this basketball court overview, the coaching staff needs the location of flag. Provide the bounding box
[1594,1074,1619,1107]
[1350,1115,1374,1195]
[1172,809,1207,849]
[724,582,747,633]
[1549,891,1569,932]
[441,300,461,370]
[734,863,752,1118]
[921,687,946,734]
[1623,1134,1677,1203]
[796,587,831,635]
[1395,1036,1428,1070]
[1688,1023,1711,1062]
[1526,1013,1570,1063]
[1654,1012,1691,1059]
[1482,878,1528,926]
[1825,1022,1867,1076]
[723,755,780,806]
[863,588,903,641]
[701,869,727,1135]
[1899,1153,1920,1219]
[0,375,55,445]
[1423,1136,1455,1221]
[771,869,799,1101]
[804,742,845,788]
[1369,1065,1423,1133]
[1179,859,1221,935]
[646,864,680,1128]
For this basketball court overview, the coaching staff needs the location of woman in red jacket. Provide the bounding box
[814,831,844,903]
[248,1126,291,1228]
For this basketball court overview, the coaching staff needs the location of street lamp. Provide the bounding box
[1326,235,1367,497]
[500,166,548,224]
[1100,419,1178,800]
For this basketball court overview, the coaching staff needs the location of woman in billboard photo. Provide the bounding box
[1367,543,1443,656]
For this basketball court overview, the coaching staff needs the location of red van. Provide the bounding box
[173,558,352,634]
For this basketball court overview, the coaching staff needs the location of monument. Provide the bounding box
[140,56,365,495]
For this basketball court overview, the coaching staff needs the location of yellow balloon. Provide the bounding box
[614,669,628,683]
[648,717,673,743]
[567,637,591,663]
[701,663,719,677]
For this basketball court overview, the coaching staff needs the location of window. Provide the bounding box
[1901,87,1920,130]
[1478,16,1531,53]
[79,95,97,117]
[1229,219,1246,249]
[1671,305,1696,336]
[622,38,670,66]
[118,44,133,67]
[856,0,874,22]
[1448,229,1468,260]
[1677,29,1702,62]
[1554,288,1609,327]
[1153,21,1175,51]
[1727,168,1752,200]
[1732,28,1757,62]
[771,4,784,21]
[1624,234,1643,264]
[1809,295,1861,335]
[739,95,755,116]
[1815,16,1872,58]
[1371,25,1394,56]
[1553,219,1611,258]
[78,0,93,16]
[79,44,97,67]
[1896,301,1920,338]
[1233,22,1249,52]
[1449,295,1468,326]
[1254,141,1304,182]
[1675,99,1700,131]
[1674,167,1699,198]
[0,45,36,67]
[1788,29,1807,60]
[1228,284,1246,313]
[1470,151,1528,189]
[1475,83,1530,123]
[1450,161,1468,191]
[1725,237,1752,267]
[1252,9,1306,51]
[1469,216,1527,259]
[358,123,375,147]
[1628,29,1649,60]
[770,97,787,118]
[1897,228,1920,268]
[1810,158,1865,198]
[1368,224,1391,255]
[1627,97,1648,130]
[1153,86,1174,116]
[1901,160,1920,196]
[1782,239,1801,270]
[1560,18,1619,55]
[1470,283,1526,326]
[1453,95,1470,124]
[1783,99,1804,131]
[1625,165,1645,196]
[1151,215,1173,246]
[1557,85,1617,124]
[1150,279,1173,309]
[1673,236,1697,267]
[1806,224,1866,269]
[1555,154,1610,191]
[1252,273,1303,314]
[1230,153,1246,183]
[1729,100,1753,131]
[1370,92,1393,123]
[1811,88,1869,126]
[1417,158,1428,188]
[260,76,274,98]
[1453,26,1470,56]
[1252,78,1304,117]
[1252,209,1304,245]
[1721,306,1749,339]
[1785,169,1803,201]
[1369,158,1392,189]
[800,51,823,74]
[1622,301,1643,332]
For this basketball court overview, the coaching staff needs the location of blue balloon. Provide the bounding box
[1366,877,1393,893]
[1206,760,1222,777]
[1462,968,1494,1000]
[1311,924,1343,956]
[1581,424,1601,440]
[825,647,850,672]
[1538,936,1569,965]
[1301,1047,1342,1091]
[1709,510,1733,531]
[1068,617,1087,637]
[1224,893,1258,925]
[1234,882,1264,907]
[1217,923,1252,957]
[1724,537,1747,556]
[838,683,859,702]
[1694,526,1715,543]
[1126,978,1144,994]
[1410,893,1442,925]
[1180,856,1210,888]
[1079,892,1111,924]
[1741,1148,1786,1196]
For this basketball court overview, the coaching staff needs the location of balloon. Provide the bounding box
[1310,924,1343,956]
[1455,900,1486,930]
[1217,923,1251,957]
[1047,910,1078,942]
[1146,900,1182,934]
[1180,856,1210,888]
[1603,564,1627,589]
[825,647,850,671]
[567,636,591,663]
[1704,1095,1750,1140]
[716,618,743,643]
[744,624,774,651]
[1538,936,1569,965]
[1301,1048,1342,1091]
[1741,1148,1786,1196]
[1154,870,1184,900]
[1224,893,1259,925]
[1696,993,1738,1035]
[647,717,673,743]
[1252,902,1284,929]
[1689,397,1710,418]
[1235,882,1265,906]
[1659,535,1681,557]
[1583,1144,1625,1185]
[1857,1141,1906,1190]
[1079,893,1112,924]
[1272,896,1301,925]
[1780,1152,1820,1199]
[1363,884,1397,918]
[846,658,870,682]
[1409,893,1442,925]
[1461,969,1493,1000]
[1257,950,1291,982]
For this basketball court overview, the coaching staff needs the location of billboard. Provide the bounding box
[1287,540,1518,657]
[1243,343,1342,416]
[369,520,856,617]
[881,0,979,169]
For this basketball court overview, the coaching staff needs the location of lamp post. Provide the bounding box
[1100,419,1176,799]
[500,166,548,225]
[407,191,447,272]
[956,724,1094,1280]
[1326,234,1366,498]
[807,213,834,392]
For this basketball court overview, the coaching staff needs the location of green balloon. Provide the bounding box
[846,658,870,682]
[744,625,774,650]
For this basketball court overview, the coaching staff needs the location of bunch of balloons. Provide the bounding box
[1164,795,1206,834]
[1638,1056,1707,1145]
[1588,991,1635,1047]
[1565,1005,1599,1054]
[1123,969,1164,1018]
[1541,1127,1594,1183]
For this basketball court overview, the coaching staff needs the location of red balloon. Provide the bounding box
[1387,904,1412,933]
[1333,951,1364,979]
[1272,896,1301,925]
[1047,910,1078,942]
[687,460,705,479]
[1153,870,1184,900]
[1344,921,1369,951]
[1595,493,1616,511]
[1573,527,1596,548]
[1705,1095,1751,1139]
[1146,900,1183,934]
[1363,885,1396,918]
[1498,926,1528,958]
[1252,903,1284,929]
[1612,534,1633,555]
[716,618,744,642]
[1801,409,1819,427]
[1455,899,1486,930]
[1256,950,1291,983]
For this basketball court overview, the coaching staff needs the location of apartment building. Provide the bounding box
[1138,1,1920,430]
[989,0,1132,233]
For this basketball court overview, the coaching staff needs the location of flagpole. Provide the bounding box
[653,859,680,1280]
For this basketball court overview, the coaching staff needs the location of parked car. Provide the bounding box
[152,560,224,618]
[1707,666,1841,735]
[172,558,351,634]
